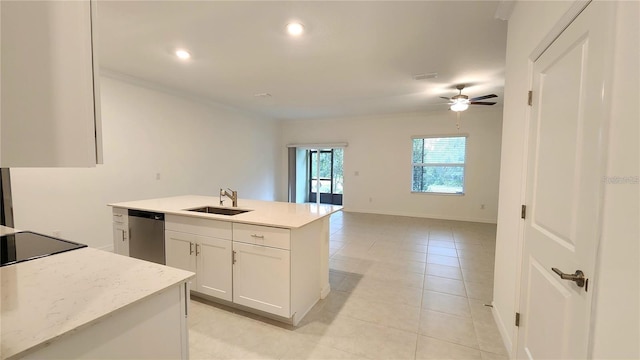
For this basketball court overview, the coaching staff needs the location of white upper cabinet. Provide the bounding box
[1,0,103,167]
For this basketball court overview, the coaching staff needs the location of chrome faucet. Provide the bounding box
[219,188,238,207]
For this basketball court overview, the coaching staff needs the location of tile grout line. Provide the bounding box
[320,215,502,358]
[413,232,430,360]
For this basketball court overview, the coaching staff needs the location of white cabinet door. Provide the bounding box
[113,223,129,256]
[165,230,197,275]
[0,0,102,167]
[232,242,290,318]
[196,237,232,301]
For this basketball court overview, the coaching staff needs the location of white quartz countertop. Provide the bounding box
[0,225,19,236]
[109,195,343,229]
[1,242,194,359]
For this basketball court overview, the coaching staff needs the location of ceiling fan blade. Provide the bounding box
[469,94,498,102]
[470,101,497,105]
[439,96,452,101]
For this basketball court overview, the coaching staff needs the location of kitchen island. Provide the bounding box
[109,195,342,325]
[0,226,194,360]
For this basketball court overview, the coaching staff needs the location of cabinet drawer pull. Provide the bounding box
[250,234,265,239]
[189,242,194,255]
[114,214,123,217]
[196,244,201,256]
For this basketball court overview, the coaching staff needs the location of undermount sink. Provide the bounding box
[185,206,251,216]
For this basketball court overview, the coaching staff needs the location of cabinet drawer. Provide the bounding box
[166,215,232,239]
[112,208,127,224]
[233,223,290,250]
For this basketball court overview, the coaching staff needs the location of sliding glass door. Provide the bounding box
[308,149,343,205]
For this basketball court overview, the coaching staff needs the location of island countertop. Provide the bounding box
[108,195,342,229]
[0,238,195,360]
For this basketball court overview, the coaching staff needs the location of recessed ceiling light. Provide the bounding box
[175,49,191,60]
[286,22,304,36]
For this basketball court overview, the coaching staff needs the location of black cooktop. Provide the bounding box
[0,231,87,267]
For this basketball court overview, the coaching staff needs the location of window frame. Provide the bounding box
[410,134,468,195]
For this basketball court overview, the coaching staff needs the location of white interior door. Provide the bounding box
[517,2,613,359]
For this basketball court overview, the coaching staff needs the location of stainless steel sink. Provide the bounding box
[185,206,251,216]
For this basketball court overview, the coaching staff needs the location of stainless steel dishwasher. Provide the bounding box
[128,209,165,264]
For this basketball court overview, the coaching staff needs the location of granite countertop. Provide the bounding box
[109,195,343,229]
[1,241,194,359]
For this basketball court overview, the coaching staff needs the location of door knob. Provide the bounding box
[552,268,586,288]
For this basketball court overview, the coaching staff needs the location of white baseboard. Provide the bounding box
[343,208,498,224]
[320,284,331,299]
[492,301,514,358]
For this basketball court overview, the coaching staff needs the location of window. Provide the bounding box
[412,136,466,194]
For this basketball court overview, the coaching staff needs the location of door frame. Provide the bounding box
[512,0,615,357]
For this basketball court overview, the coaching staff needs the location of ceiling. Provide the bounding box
[97,1,508,120]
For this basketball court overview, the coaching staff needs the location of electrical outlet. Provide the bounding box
[369,197,373,203]
[480,204,486,209]
[156,173,161,180]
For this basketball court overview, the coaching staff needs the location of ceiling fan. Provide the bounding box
[441,85,497,112]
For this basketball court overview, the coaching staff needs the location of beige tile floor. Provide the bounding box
[189,212,508,360]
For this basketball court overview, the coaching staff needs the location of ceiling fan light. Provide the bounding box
[286,22,305,36]
[175,49,191,60]
[450,100,469,112]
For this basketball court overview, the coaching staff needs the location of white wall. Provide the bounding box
[10,75,281,249]
[590,1,639,357]
[493,1,639,358]
[281,108,503,223]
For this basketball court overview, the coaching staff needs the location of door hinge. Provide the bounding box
[521,205,527,219]
[527,91,533,106]
[232,250,237,264]
[515,312,521,327]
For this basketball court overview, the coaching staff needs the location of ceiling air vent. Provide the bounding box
[253,93,272,98]
[413,72,438,81]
